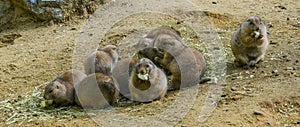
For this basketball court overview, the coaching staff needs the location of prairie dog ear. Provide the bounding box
[134,38,154,49]
[111,46,117,50]
[246,18,251,22]
[103,45,117,50]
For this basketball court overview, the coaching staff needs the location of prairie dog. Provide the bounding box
[231,16,269,68]
[155,48,206,90]
[112,58,138,98]
[44,69,87,106]
[129,58,167,102]
[74,73,119,109]
[135,26,182,48]
[153,33,187,67]
[191,48,207,77]
[135,27,183,61]
[84,45,118,75]
[135,27,203,90]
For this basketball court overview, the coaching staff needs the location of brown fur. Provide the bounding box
[191,48,207,77]
[153,33,187,67]
[129,58,167,102]
[112,58,138,98]
[231,16,269,68]
[84,45,118,75]
[135,26,182,48]
[44,69,87,106]
[135,27,183,61]
[135,27,206,90]
[155,48,206,90]
[74,73,119,109]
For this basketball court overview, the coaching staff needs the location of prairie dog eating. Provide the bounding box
[231,16,269,68]
[129,58,167,102]
[44,69,87,106]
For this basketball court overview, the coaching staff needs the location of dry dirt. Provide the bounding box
[0,0,299,127]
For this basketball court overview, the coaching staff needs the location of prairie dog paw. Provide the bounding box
[248,60,257,67]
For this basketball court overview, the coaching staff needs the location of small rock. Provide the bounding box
[275,5,287,10]
[231,95,243,101]
[231,87,237,91]
[250,75,254,78]
[284,124,291,127]
[270,41,277,44]
[268,23,273,28]
[272,70,278,73]
[213,47,220,50]
[181,125,187,127]
[245,70,250,74]
[286,58,292,62]
[253,110,263,115]
[286,67,293,70]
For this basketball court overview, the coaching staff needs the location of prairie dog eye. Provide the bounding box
[49,90,53,93]
[56,85,59,89]
[145,64,150,68]
[249,22,254,26]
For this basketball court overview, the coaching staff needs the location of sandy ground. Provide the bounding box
[0,0,299,126]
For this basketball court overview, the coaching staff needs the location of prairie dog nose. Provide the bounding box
[139,68,147,75]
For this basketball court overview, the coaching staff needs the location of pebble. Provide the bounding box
[286,67,293,70]
[272,70,278,73]
[231,87,237,91]
[250,75,254,78]
[253,110,263,115]
[268,22,273,28]
[284,124,291,127]
[270,40,277,45]
[231,95,243,101]
[245,70,250,74]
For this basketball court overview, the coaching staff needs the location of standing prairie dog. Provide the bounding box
[129,58,168,102]
[74,73,119,109]
[231,16,269,68]
[44,69,87,106]
[84,45,118,75]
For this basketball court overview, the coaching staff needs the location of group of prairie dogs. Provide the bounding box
[44,16,269,109]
